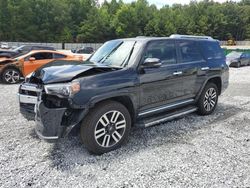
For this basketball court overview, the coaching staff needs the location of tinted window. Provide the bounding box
[199,41,225,59]
[32,46,55,51]
[178,41,203,63]
[53,53,66,59]
[144,40,177,65]
[30,53,53,60]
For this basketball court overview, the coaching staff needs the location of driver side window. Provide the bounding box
[30,53,53,60]
[144,40,177,65]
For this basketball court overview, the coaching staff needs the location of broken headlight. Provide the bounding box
[44,81,80,97]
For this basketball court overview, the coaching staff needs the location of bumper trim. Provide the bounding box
[35,128,59,140]
[21,83,42,92]
[18,94,38,104]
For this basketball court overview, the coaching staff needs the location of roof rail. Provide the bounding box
[169,34,214,40]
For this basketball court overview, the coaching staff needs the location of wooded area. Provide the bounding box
[0,0,250,43]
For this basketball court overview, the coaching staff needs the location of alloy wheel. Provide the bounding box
[94,110,126,148]
[203,88,217,112]
[4,70,20,83]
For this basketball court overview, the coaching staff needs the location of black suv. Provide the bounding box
[18,35,229,154]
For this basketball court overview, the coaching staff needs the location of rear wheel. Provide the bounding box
[2,68,21,84]
[236,61,241,68]
[80,101,131,155]
[197,82,218,115]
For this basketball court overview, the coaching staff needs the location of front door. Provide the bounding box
[23,52,53,76]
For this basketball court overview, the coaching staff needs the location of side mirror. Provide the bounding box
[29,57,36,61]
[142,58,162,68]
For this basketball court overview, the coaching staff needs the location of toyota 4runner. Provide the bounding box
[18,35,229,154]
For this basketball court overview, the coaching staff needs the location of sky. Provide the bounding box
[99,0,241,8]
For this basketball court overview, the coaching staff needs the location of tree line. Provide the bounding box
[0,0,250,43]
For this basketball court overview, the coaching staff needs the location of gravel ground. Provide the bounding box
[0,67,250,188]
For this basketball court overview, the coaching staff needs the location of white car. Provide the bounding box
[0,42,9,49]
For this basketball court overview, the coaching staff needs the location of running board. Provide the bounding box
[138,106,197,128]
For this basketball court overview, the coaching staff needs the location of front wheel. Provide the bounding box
[197,82,218,115]
[2,68,21,84]
[80,101,131,155]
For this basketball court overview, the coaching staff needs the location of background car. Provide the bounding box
[0,50,83,84]
[0,42,9,49]
[226,51,250,67]
[71,46,94,60]
[0,45,55,58]
[71,46,94,54]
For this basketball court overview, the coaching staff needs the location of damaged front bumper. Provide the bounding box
[35,101,67,140]
[35,101,87,141]
[18,82,87,141]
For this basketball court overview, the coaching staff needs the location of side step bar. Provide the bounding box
[140,106,197,128]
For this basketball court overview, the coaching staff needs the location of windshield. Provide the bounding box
[12,45,29,58]
[14,45,24,51]
[226,52,242,58]
[89,40,137,68]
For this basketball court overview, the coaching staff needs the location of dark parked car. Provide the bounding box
[18,35,229,154]
[226,51,250,68]
[0,45,55,58]
[72,47,94,54]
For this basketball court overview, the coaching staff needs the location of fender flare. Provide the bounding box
[65,90,138,136]
[195,75,222,102]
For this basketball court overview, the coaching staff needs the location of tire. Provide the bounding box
[197,82,218,116]
[1,68,21,84]
[80,100,131,155]
[236,62,241,68]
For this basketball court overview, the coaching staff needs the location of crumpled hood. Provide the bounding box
[31,60,114,84]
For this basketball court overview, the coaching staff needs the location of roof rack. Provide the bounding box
[169,34,214,40]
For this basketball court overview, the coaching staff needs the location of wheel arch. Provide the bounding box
[89,94,137,125]
[196,76,222,101]
[207,77,222,95]
[1,64,23,77]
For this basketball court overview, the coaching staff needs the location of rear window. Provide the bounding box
[199,41,225,59]
[178,41,204,63]
[53,53,66,59]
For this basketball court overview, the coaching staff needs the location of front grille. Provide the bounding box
[19,83,42,97]
[19,89,37,96]
[18,83,42,105]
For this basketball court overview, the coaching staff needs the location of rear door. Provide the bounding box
[23,52,53,76]
[176,40,208,96]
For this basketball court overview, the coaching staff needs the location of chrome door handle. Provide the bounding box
[201,67,210,71]
[173,71,183,75]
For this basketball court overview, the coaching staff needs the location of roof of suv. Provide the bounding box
[119,35,217,43]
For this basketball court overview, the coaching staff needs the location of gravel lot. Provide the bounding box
[0,67,250,188]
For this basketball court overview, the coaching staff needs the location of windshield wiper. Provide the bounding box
[121,42,136,67]
[98,43,123,64]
